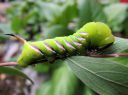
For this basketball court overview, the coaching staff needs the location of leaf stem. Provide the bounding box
[91,53,128,58]
[0,62,17,66]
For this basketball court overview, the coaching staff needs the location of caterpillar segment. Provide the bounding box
[15,22,115,67]
[17,33,87,67]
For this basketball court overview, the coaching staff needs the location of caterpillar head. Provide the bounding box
[77,22,115,49]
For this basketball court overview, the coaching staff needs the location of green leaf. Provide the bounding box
[49,0,78,25]
[11,16,23,32]
[83,86,96,95]
[102,37,128,66]
[36,81,51,95]
[0,23,13,41]
[51,64,78,95]
[38,2,61,21]
[111,57,128,66]
[0,23,12,34]
[44,25,74,38]
[102,37,128,54]
[35,64,49,73]
[66,56,128,95]
[106,37,128,65]
[104,3,128,32]
[39,1,77,26]
[0,67,33,84]
[123,12,128,34]
[78,0,107,27]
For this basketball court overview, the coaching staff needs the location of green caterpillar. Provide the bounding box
[7,22,115,67]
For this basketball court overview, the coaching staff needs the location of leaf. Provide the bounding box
[38,2,61,21]
[66,56,128,95]
[102,37,128,66]
[78,0,107,27]
[49,0,78,25]
[0,23,12,34]
[106,37,128,65]
[0,66,33,84]
[11,16,23,32]
[44,25,74,38]
[35,64,49,73]
[51,64,78,95]
[111,57,128,66]
[102,37,128,54]
[104,3,128,32]
[39,1,77,26]
[36,81,51,95]
[0,23,13,41]
[83,86,96,95]
[123,12,128,33]
[101,37,128,65]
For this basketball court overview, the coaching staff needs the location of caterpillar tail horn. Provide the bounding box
[0,34,26,67]
[5,34,26,44]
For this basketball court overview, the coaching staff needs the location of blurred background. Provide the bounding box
[0,0,127,95]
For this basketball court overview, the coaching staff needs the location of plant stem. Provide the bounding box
[0,62,17,66]
[91,53,128,58]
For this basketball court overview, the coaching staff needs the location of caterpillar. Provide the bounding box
[1,22,115,67]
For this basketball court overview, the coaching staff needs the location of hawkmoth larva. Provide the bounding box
[0,22,115,67]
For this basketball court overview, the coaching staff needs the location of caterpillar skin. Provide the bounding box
[17,22,115,67]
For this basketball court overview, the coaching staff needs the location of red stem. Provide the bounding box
[0,62,17,66]
[0,54,128,67]
[91,53,128,58]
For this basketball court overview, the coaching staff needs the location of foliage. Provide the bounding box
[6,0,45,40]
[65,37,128,95]
[82,87,96,95]
[78,0,107,27]
[66,56,128,95]
[36,81,51,95]
[104,3,128,32]
[4,0,77,40]
[36,64,78,95]
[0,0,128,95]
[0,66,33,84]
[50,64,78,95]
